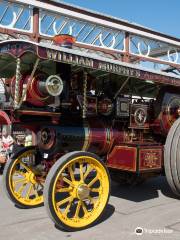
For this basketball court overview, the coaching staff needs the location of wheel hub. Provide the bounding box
[77,184,90,200]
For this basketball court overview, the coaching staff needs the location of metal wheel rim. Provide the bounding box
[9,150,44,206]
[52,155,109,228]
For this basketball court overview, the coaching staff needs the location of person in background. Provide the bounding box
[1,130,14,168]
[25,130,33,147]
[2,130,14,154]
[0,138,5,174]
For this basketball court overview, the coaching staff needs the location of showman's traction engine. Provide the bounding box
[0,0,180,231]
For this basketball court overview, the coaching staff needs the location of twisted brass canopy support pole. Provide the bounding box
[14,58,21,109]
[18,58,40,108]
[82,71,88,119]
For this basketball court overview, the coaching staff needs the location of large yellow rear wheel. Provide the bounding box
[3,147,44,208]
[44,151,110,231]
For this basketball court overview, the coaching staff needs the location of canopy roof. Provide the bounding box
[0,0,180,76]
[0,39,180,89]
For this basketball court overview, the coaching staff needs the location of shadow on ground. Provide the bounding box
[111,176,179,202]
[55,204,115,232]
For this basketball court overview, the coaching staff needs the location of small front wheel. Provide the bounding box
[3,146,44,208]
[44,151,110,231]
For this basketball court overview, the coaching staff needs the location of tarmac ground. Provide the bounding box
[0,175,180,240]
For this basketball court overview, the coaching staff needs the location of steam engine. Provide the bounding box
[5,66,180,174]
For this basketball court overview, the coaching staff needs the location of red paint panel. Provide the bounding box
[107,146,137,172]
[139,148,162,171]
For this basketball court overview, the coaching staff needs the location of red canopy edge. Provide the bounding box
[0,111,11,125]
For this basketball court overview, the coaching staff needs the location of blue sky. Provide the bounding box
[62,0,180,38]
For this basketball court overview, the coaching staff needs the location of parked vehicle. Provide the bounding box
[0,0,180,231]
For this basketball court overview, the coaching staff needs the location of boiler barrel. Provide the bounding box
[37,120,124,157]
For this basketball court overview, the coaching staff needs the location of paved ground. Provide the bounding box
[0,175,180,240]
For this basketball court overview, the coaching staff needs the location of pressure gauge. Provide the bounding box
[134,107,147,125]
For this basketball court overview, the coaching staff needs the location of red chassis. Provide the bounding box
[0,39,180,231]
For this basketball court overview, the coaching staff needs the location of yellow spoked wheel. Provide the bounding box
[44,151,110,231]
[3,147,44,208]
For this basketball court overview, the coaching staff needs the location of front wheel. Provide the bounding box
[3,146,44,208]
[44,151,110,231]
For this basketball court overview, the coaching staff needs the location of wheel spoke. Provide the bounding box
[64,201,72,216]
[91,187,101,193]
[79,163,84,181]
[19,161,32,173]
[88,196,96,204]
[68,166,75,182]
[13,170,26,177]
[84,165,92,180]
[62,177,74,187]
[25,183,33,199]
[57,196,73,207]
[16,183,26,195]
[87,176,98,187]
[81,201,88,215]
[56,187,72,193]
[74,200,81,218]
[13,178,26,186]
